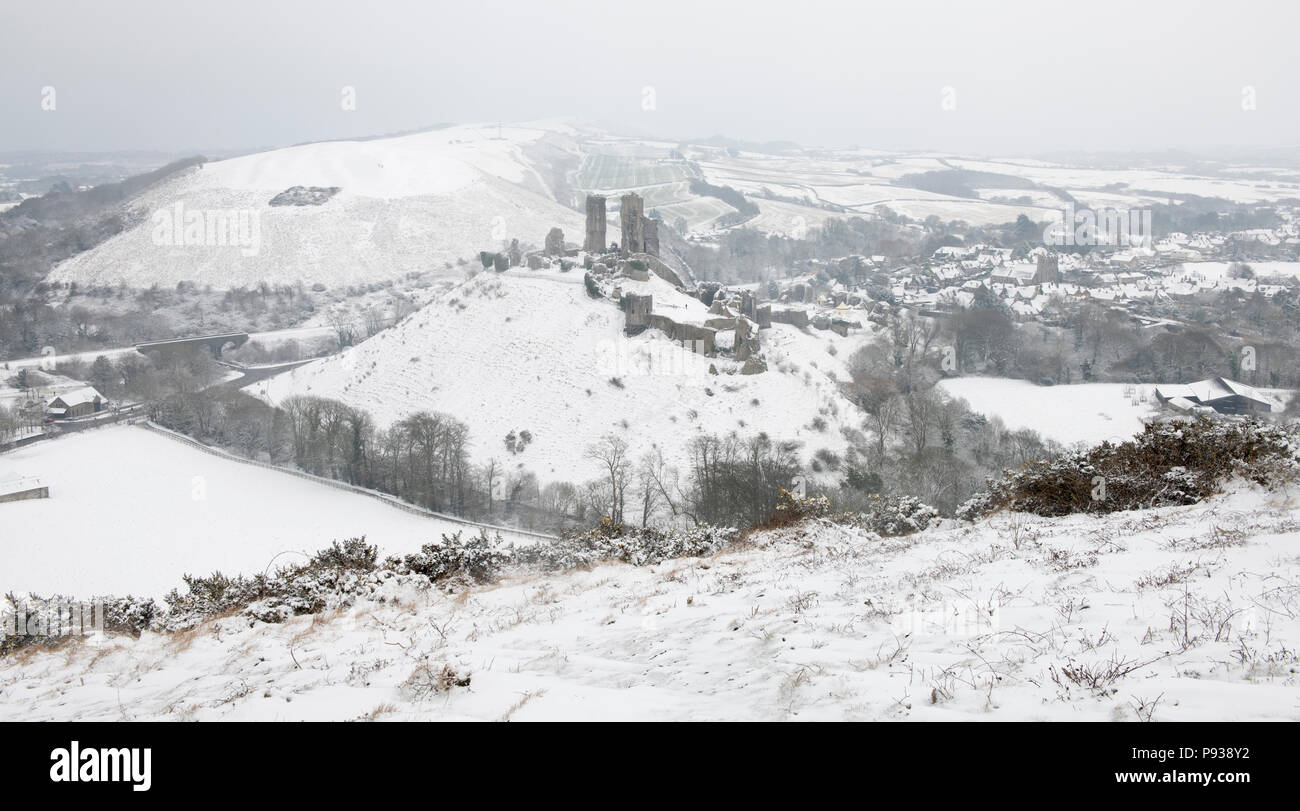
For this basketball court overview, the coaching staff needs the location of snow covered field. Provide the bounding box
[1179,261,1300,283]
[938,378,1161,446]
[3,482,1296,721]
[938,377,1289,447]
[0,425,541,599]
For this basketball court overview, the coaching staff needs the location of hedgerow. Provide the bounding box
[2,522,743,652]
[957,418,1299,520]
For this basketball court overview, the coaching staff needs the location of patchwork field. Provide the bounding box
[575,153,693,190]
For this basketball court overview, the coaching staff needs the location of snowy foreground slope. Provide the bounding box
[0,426,543,599]
[3,483,1297,721]
[263,268,861,480]
[45,122,585,290]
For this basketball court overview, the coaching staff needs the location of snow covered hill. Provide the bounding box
[261,267,864,481]
[44,123,586,290]
[3,481,1296,721]
[43,121,1300,292]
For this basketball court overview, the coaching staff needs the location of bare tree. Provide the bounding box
[482,458,502,516]
[586,434,631,523]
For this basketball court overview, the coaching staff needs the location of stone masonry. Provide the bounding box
[584,194,607,253]
[620,193,645,256]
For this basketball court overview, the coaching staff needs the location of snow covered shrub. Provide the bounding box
[520,519,737,570]
[308,537,379,571]
[831,494,939,536]
[958,417,1300,520]
[0,592,164,655]
[771,488,831,524]
[99,596,162,637]
[396,529,508,584]
[163,572,270,629]
[164,537,385,629]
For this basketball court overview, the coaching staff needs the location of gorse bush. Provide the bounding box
[4,523,745,651]
[957,418,1299,520]
[0,593,161,656]
[830,494,940,536]
[768,488,832,526]
[165,538,385,629]
[395,530,510,583]
[520,519,736,569]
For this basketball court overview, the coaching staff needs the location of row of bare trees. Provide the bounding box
[574,432,800,529]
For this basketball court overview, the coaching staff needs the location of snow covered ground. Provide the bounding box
[938,377,1289,448]
[0,425,543,599]
[3,481,1296,721]
[1179,261,1300,283]
[938,378,1161,446]
[263,267,866,481]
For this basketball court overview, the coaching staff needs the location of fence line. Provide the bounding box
[1,407,146,454]
[136,422,559,541]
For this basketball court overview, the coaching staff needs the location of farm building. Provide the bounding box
[45,387,106,419]
[0,476,48,504]
[1153,377,1273,416]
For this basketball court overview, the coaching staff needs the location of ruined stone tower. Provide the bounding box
[584,195,606,253]
[643,217,660,258]
[620,193,645,257]
[623,293,653,334]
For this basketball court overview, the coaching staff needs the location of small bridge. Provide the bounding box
[135,332,250,359]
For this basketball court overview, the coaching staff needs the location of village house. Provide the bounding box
[45,386,106,420]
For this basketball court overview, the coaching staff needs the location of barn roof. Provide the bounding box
[47,386,104,409]
[1155,378,1271,409]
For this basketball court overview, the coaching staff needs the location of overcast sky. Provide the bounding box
[3,0,1297,157]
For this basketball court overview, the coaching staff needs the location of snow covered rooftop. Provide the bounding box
[47,386,103,409]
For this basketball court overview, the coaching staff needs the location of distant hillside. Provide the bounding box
[0,157,204,294]
[43,123,587,290]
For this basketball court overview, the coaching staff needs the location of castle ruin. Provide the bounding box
[643,218,660,257]
[584,194,606,252]
[583,192,662,260]
[620,193,645,256]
